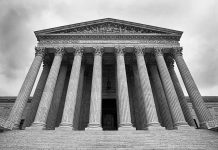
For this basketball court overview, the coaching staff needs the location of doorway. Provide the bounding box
[102,99,118,130]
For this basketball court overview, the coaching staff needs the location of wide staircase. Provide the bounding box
[0,129,218,149]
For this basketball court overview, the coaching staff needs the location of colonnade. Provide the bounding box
[2,46,215,130]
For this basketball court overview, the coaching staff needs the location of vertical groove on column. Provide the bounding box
[132,65,147,130]
[58,47,83,130]
[73,65,85,130]
[127,69,136,127]
[55,69,70,128]
[173,48,214,128]
[86,47,103,130]
[46,64,68,130]
[135,47,160,128]
[167,57,195,127]
[2,47,44,130]
[30,47,64,129]
[23,63,50,128]
[115,46,134,130]
[149,64,174,129]
[154,48,188,127]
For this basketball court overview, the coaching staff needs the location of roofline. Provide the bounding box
[34,18,183,36]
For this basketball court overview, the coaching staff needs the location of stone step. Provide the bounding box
[0,129,218,149]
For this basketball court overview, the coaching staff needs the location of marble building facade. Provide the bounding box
[0,18,217,131]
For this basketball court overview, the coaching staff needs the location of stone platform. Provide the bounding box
[0,129,218,149]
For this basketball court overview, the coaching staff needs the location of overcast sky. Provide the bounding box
[0,0,217,96]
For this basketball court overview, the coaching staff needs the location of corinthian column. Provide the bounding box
[154,48,188,129]
[134,47,161,129]
[149,62,174,130]
[173,47,217,129]
[58,47,83,130]
[166,56,195,127]
[46,63,68,130]
[1,47,45,130]
[86,47,103,130]
[115,46,135,130]
[29,47,64,130]
[22,61,50,128]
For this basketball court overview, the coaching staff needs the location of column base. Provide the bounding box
[174,125,195,130]
[26,122,46,130]
[1,120,14,130]
[118,124,136,131]
[56,126,74,131]
[56,123,74,131]
[200,119,218,130]
[147,125,165,131]
[85,123,102,131]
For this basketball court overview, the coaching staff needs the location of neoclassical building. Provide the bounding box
[0,18,217,131]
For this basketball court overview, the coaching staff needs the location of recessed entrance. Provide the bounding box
[102,99,118,130]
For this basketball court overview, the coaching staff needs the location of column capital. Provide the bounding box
[165,55,175,68]
[172,47,183,56]
[114,45,126,56]
[43,60,51,68]
[73,46,84,56]
[54,47,65,56]
[35,47,45,57]
[134,46,144,56]
[93,46,104,56]
[153,47,164,56]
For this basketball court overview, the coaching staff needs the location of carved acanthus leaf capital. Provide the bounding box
[165,55,174,68]
[35,47,45,57]
[93,46,104,56]
[73,46,84,56]
[54,47,65,56]
[172,47,183,56]
[134,46,144,56]
[114,45,126,56]
[153,47,164,56]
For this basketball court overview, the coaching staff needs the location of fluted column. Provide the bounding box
[29,47,64,130]
[115,46,135,130]
[86,47,103,130]
[23,61,50,128]
[166,56,195,127]
[149,62,174,129]
[46,64,68,130]
[58,47,83,130]
[132,65,147,130]
[154,48,188,129]
[173,47,217,129]
[1,47,45,130]
[134,47,161,129]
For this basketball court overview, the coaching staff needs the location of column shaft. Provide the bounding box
[173,48,215,128]
[73,65,85,130]
[86,48,103,130]
[115,46,135,130]
[167,59,195,127]
[149,64,174,129]
[132,65,147,129]
[135,47,161,128]
[23,62,50,128]
[46,64,68,129]
[30,47,64,129]
[58,47,83,130]
[2,47,44,130]
[154,48,188,128]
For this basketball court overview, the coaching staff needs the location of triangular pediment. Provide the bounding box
[35,18,182,36]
